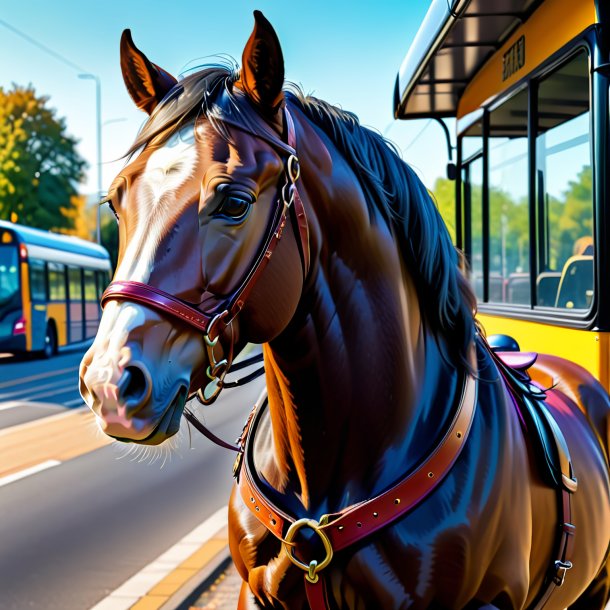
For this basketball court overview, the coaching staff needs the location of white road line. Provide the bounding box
[22,383,77,402]
[0,405,87,438]
[0,459,61,488]
[0,365,77,389]
[0,377,76,401]
[64,397,85,408]
[89,505,228,610]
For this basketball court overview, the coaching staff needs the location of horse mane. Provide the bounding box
[285,89,477,367]
[126,67,477,367]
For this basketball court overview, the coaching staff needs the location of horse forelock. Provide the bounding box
[122,65,476,367]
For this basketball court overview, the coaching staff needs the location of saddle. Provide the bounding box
[489,341,578,493]
[488,336,578,608]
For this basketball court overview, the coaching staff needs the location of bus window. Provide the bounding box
[0,244,19,307]
[84,269,99,338]
[68,266,84,342]
[461,121,483,301]
[536,51,592,310]
[489,88,529,305]
[48,263,66,301]
[29,259,46,302]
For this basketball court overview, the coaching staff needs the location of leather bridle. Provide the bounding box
[100,107,310,406]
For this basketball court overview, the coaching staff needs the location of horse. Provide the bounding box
[79,11,610,609]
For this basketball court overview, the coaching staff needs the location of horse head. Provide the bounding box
[79,12,307,444]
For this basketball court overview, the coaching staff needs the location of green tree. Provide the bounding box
[429,177,456,243]
[0,84,86,230]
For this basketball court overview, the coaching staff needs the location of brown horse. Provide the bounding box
[79,12,610,610]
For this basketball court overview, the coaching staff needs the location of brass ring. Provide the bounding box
[287,155,300,183]
[282,518,334,583]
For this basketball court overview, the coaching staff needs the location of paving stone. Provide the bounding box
[189,562,242,610]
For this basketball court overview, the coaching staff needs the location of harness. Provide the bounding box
[100,106,578,610]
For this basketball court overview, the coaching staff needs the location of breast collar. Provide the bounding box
[233,347,478,610]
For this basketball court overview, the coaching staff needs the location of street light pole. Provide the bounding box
[79,73,102,244]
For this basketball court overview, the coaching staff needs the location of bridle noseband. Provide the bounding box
[100,107,309,404]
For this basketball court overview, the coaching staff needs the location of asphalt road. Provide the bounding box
[0,343,90,429]
[0,376,264,610]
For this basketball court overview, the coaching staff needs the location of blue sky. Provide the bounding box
[0,1,448,196]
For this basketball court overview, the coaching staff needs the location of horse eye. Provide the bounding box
[216,195,252,221]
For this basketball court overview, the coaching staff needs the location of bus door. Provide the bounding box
[83,269,100,339]
[460,120,485,302]
[67,266,84,342]
[0,237,21,348]
[28,259,47,350]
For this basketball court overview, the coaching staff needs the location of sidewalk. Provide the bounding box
[181,561,241,610]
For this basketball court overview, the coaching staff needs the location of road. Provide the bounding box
[0,343,89,429]
[0,346,265,610]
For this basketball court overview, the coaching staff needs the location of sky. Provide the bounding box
[0,1,451,200]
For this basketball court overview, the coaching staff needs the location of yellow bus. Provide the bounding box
[0,220,111,357]
[394,0,610,389]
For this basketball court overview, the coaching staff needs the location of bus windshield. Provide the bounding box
[0,245,19,306]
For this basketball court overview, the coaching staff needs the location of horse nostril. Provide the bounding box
[117,364,151,410]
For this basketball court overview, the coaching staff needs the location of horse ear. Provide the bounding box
[120,29,177,115]
[238,11,285,116]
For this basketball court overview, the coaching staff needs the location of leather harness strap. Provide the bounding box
[492,346,577,610]
[529,389,577,610]
[235,356,478,609]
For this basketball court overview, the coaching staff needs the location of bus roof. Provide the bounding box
[0,220,110,261]
[394,0,546,120]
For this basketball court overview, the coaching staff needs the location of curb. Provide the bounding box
[90,508,232,610]
[165,550,232,610]
[128,529,231,610]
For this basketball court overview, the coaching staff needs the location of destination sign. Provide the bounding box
[502,36,526,81]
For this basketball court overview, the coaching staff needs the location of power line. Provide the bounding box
[403,119,433,153]
[0,18,88,74]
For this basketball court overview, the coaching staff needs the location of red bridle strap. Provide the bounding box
[101,107,309,345]
[101,280,214,333]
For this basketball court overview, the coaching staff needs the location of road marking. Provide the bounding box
[0,405,111,481]
[0,365,77,390]
[0,459,61,488]
[0,404,86,438]
[0,377,77,401]
[65,397,85,407]
[89,506,228,610]
[21,382,79,402]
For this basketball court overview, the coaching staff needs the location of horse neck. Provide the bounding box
[260,113,460,514]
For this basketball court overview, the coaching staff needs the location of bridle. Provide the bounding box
[100,107,310,407]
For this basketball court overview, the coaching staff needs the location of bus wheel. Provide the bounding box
[43,323,57,359]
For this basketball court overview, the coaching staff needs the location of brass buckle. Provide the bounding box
[198,312,231,405]
[283,517,334,584]
[553,560,572,586]
[287,154,300,183]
